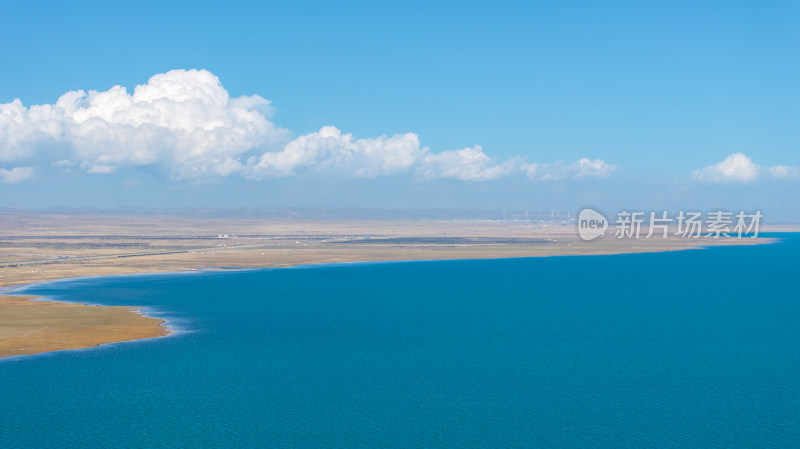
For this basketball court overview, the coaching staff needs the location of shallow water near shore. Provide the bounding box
[2,235,799,447]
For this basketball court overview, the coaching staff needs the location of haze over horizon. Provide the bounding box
[1,1,798,215]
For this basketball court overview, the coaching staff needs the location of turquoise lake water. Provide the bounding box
[1,235,799,448]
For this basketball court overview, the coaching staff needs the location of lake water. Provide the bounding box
[2,235,799,447]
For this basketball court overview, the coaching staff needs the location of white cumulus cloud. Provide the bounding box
[0,166,34,184]
[768,165,800,179]
[692,153,799,183]
[417,146,516,181]
[1,69,287,179]
[1,69,616,184]
[253,126,425,178]
[524,158,616,181]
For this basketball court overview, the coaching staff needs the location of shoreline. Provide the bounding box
[0,311,173,362]
[3,233,781,289]
[0,235,779,290]
[0,234,786,359]
[0,294,171,359]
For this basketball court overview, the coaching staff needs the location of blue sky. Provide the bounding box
[1,0,798,213]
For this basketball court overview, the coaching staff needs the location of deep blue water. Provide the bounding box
[2,235,799,448]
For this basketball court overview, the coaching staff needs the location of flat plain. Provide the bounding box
[0,210,781,358]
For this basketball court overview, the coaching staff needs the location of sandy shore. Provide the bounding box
[0,211,792,358]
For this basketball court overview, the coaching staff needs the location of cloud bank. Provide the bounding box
[692,153,800,183]
[1,69,614,183]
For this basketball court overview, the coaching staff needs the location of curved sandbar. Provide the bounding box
[0,295,169,358]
